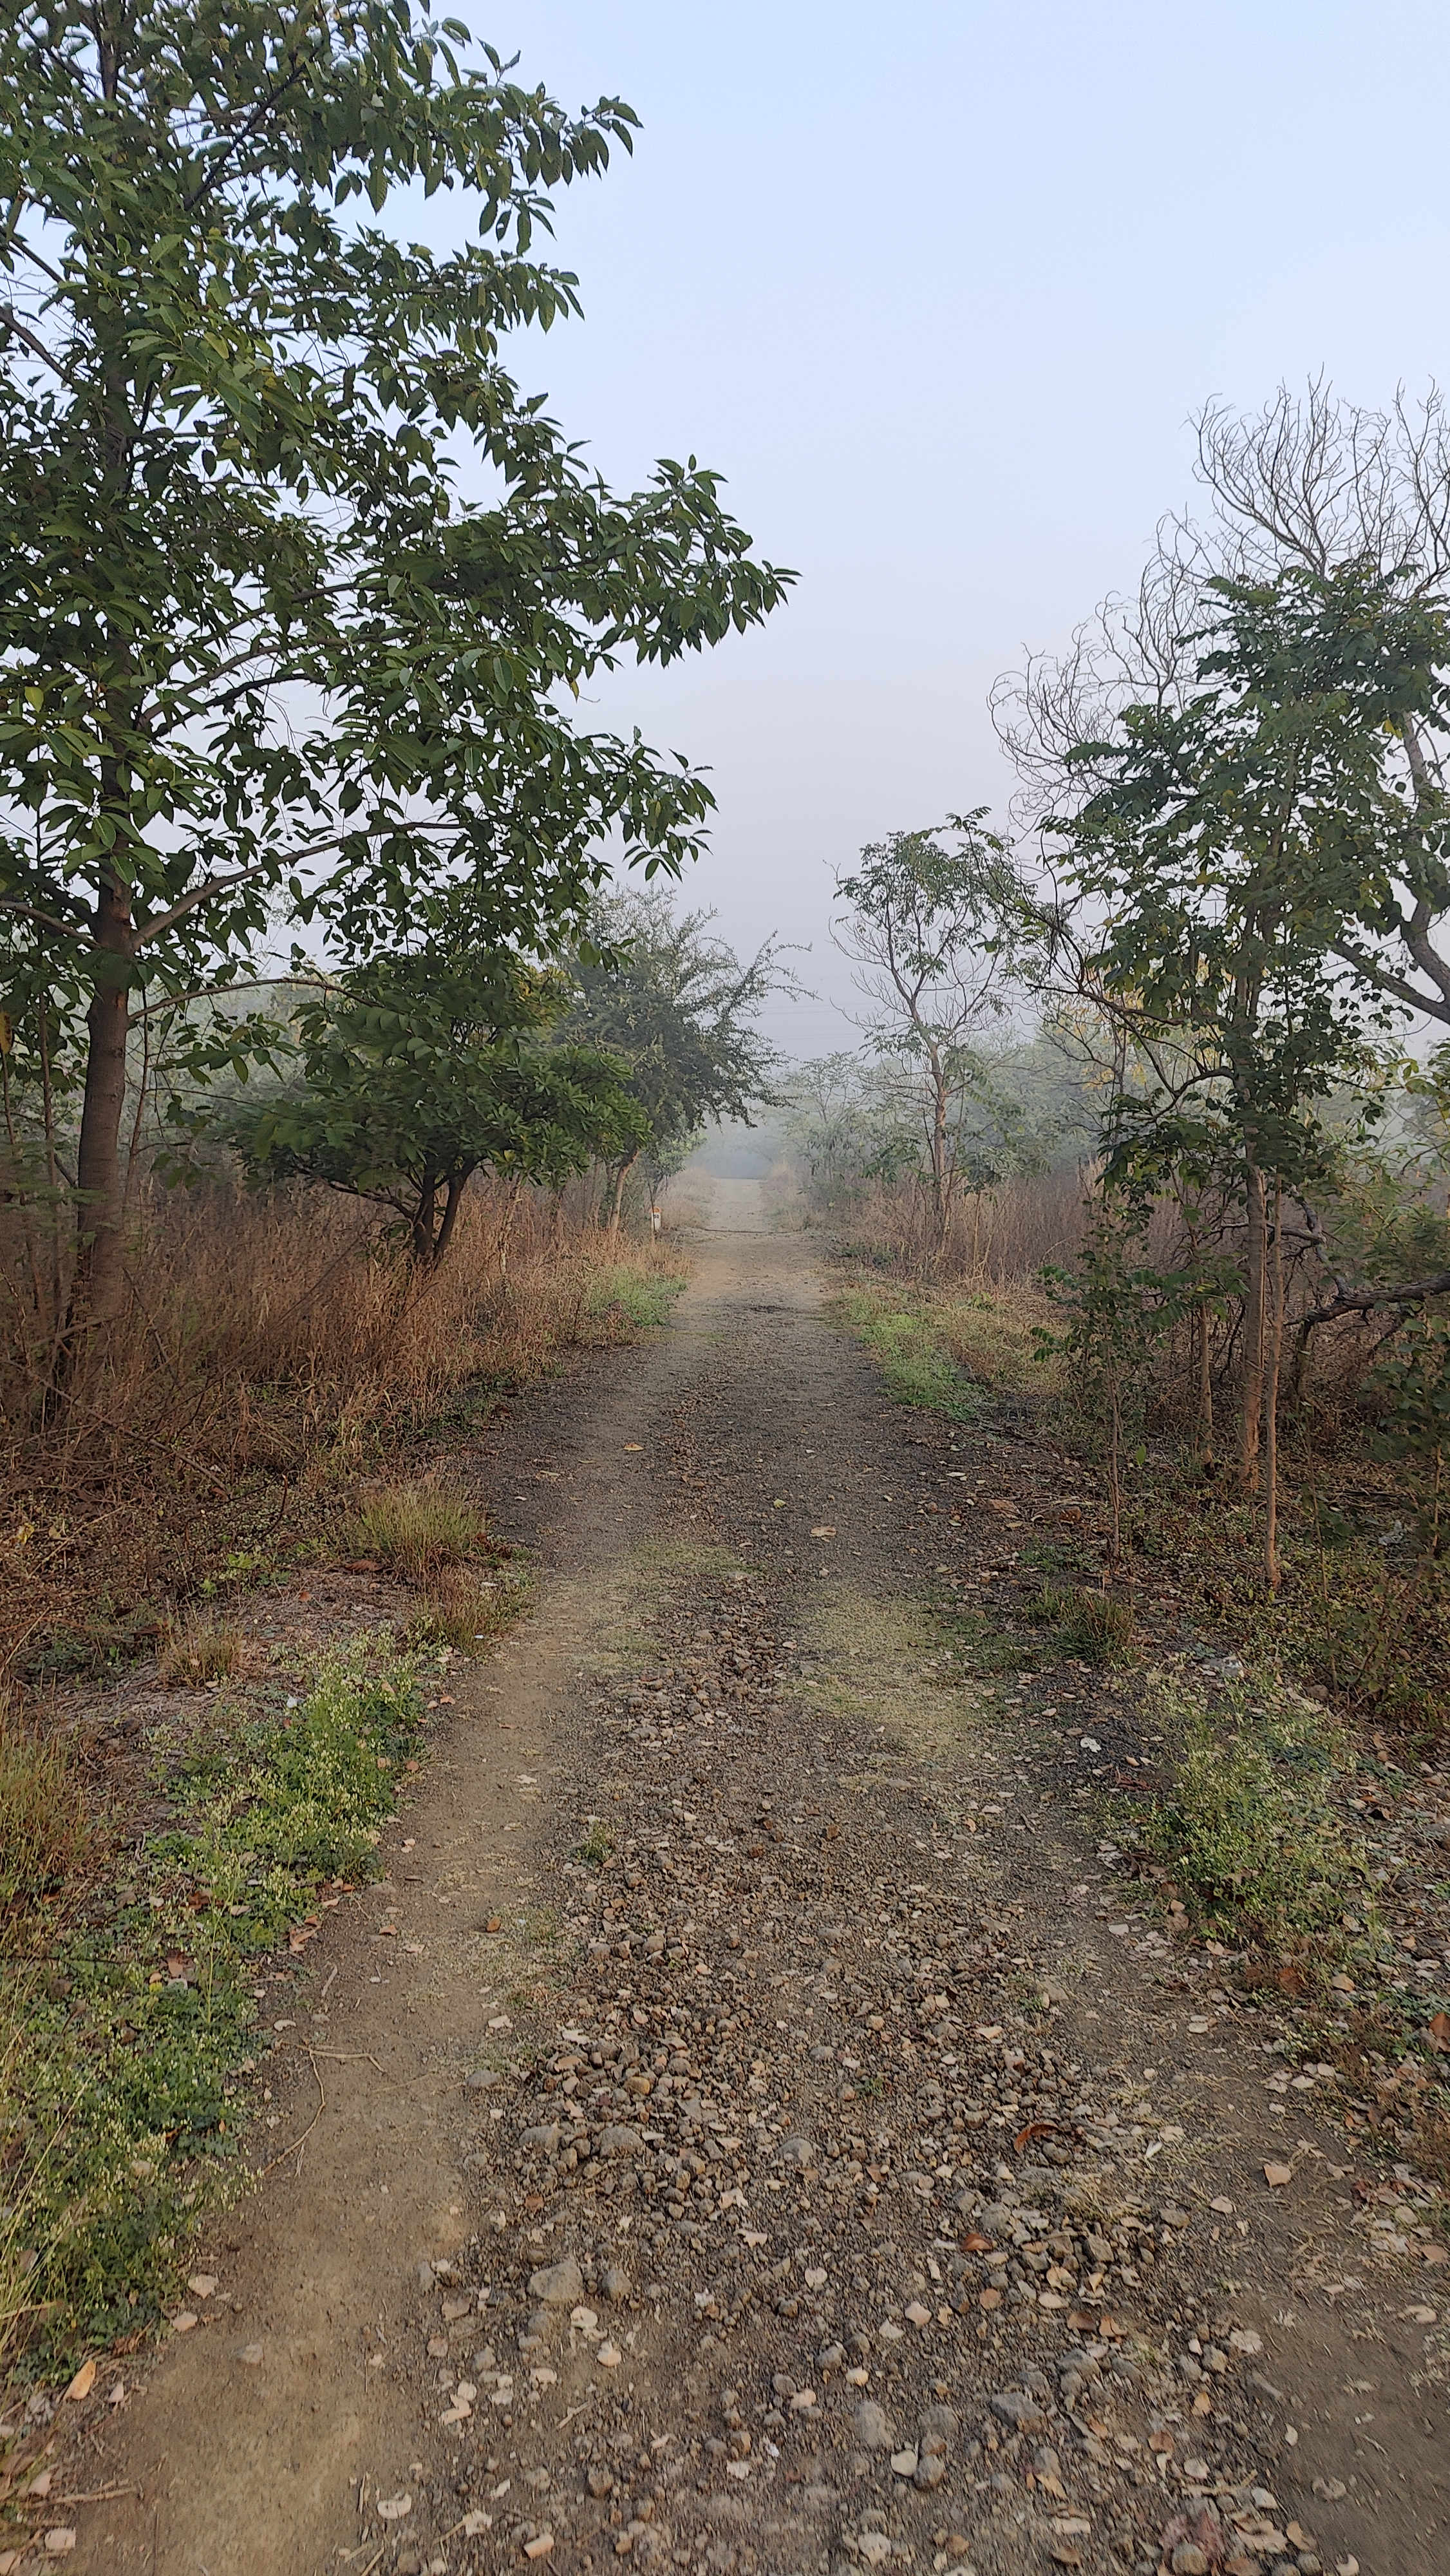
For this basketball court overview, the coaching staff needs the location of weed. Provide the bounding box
[407,1565,527,1655]
[574,1822,614,1868]
[1057,1588,1135,1665]
[157,1622,244,1687]
[349,1482,482,1584]
[1138,1672,1369,1956]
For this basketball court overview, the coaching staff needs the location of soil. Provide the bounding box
[25,1191,1450,2576]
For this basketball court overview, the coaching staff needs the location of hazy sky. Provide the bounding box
[437,1,1450,1052]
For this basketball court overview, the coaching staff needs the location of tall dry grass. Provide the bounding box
[1,1176,681,1660]
[808,1164,1089,1285]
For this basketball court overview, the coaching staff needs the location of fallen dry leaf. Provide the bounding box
[1263,2161,1294,2188]
[1428,2011,1449,2052]
[63,2358,95,2403]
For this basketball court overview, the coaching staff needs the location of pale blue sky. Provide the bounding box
[437,1,1450,1052]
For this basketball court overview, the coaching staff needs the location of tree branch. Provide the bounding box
[1299,1270,1450,1326]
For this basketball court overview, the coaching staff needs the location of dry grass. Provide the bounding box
[156,1620,245,1687]
[821,1166,1088,1285]
[0,1692,84,1917]
[0,1179,685,1667]
[937,1279,1064,1394]
[348,1482,482,1584]
[411,1564,526,1653]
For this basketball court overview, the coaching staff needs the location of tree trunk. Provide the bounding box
[410,1168,440,1264]
[66,873,136,1365]
[494,1173,524,1282]
[1263,1177,1286,1588]
[1239,1160,1268,1493]
[431,1171,467,1266]
[928,1047,950,1262]
[607,1150,639,1246]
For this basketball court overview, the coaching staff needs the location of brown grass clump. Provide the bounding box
[156,1622,245,1687]
[349,1483,482,1585]
[0,1694,85,1916]
[410,1564,523,1654]
[819,1166,1088,1285]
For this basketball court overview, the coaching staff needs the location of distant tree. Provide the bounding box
[225,951,643,1264]
[565,893,791,1236]
[0,3,791,1363]
[832,817,1033,1258]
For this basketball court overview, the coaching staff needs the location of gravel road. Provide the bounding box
[62,1193,1447,2576]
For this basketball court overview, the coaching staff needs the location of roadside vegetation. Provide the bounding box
[0,1638,429,2379]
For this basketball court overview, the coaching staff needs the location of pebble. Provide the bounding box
[854,2400,893,2450]
[526,2257,583,2307]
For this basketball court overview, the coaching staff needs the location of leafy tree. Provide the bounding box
[0,3,791,1354]
[831,817,1033,1260]
[1045,564,1449,1579]
[997,381,1450,1041]
[564,891,789,1234]
[223,949,643,1263]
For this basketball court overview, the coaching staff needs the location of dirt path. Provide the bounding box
[56,1205,1446,2576]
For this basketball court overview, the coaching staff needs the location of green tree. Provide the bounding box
[1053,564,1438,1578]
[831,817,1033,1261]
[564,892,789,1236]
[221,949,644,1264]
[0,2,791,1356]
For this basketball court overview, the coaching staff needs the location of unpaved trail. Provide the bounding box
[59,1204,1446,2576]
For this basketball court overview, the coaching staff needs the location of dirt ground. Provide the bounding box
[32,1189,1449,2576]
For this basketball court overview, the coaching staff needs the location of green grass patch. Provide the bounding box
[586,1267,688,1332]
[0,1637,428,2378]
[831,1287,985,1419]
[1136,1671,1371,1957]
